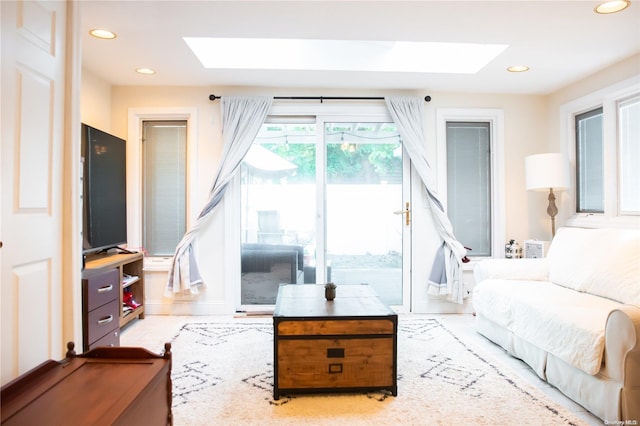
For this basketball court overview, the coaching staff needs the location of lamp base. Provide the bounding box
[547,188,558,237]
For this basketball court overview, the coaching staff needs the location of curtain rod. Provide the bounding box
[208,94,432,103]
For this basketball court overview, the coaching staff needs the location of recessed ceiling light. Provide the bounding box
[184,37,509,74]
[594,0,630,14]
[507,65,530,73]
[89,29,116,39]
[136,68,156,75]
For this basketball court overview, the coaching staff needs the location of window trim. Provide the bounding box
[618,94,640,216]
[436,108,506,264]
[127,107,198,269]
[561,76,640,229]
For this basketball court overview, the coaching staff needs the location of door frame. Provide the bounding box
[230,102,412,312]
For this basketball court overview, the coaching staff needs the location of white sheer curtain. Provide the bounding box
[166,96,272,296]
[385,96,468,303]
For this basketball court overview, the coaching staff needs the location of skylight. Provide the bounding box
[184,38,508,74]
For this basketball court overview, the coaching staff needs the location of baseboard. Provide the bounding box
[143,300,233,315]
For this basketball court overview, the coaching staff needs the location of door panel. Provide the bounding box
[1,0,67,384]
[240,123,317,305]
[325,123,405,305]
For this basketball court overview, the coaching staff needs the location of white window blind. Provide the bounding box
[142,121,186,256]
[446,122,491,256]
[575,108,604,213]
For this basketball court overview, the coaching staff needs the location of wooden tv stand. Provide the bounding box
[83,251,145,351]
[1,342,173,425]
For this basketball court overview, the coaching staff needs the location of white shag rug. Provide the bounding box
[155,316,588,426]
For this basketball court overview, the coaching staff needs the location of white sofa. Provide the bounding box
[473,227,640,422]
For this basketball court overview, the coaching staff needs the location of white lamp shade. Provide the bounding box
[525,153,569,191]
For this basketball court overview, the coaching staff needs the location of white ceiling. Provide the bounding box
[80,1,640,95]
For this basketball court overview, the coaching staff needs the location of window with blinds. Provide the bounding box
[446,122,492,256]
[575,107,604,213]
[142,121,186,256]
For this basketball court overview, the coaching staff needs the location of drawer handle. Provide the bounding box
[328,363,343,374]
[97,315,114,325]
[97,284,114,293]
[327,348,344,358]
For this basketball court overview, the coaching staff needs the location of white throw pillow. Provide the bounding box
[547,227,640,305]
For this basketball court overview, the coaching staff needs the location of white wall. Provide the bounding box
[425,92,547,242]
[80,68,112,132]
[79,56,638,314]
[102,86,545,314]
[414,93,546,312]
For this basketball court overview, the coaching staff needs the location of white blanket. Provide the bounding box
[473,279,621,375]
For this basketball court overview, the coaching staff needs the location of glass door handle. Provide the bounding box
[393,202,411,226]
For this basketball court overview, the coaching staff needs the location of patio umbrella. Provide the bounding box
[243,144,297,175]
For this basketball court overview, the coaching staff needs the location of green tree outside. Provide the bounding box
[263,142,401,184]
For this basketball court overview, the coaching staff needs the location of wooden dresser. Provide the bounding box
[1,342,172,426]
[273,284,397,400]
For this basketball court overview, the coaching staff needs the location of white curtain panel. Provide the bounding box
[166,96,273,296]
[385,96,468,303]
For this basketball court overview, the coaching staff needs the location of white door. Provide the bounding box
[1,0,73,384]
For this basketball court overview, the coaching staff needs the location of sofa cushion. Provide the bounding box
[547,227,640,305]
[474,279,620,375]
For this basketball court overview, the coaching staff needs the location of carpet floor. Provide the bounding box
[121,315,599,425]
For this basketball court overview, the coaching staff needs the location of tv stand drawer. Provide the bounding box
[83,268,119,311]
[90,328,119,350]
[86,299,119,345]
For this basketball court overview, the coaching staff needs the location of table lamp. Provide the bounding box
[525,153,569,237]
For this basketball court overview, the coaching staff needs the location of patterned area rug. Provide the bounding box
[166,317,587,425]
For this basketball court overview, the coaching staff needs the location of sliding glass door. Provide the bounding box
[239,121,316,305]
[324,123,405,305]
[239,118,410,308]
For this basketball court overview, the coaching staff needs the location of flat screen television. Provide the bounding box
[81,123,127,255]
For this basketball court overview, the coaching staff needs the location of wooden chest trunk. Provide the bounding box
[273,284,397,400]
[1,343,172,426]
